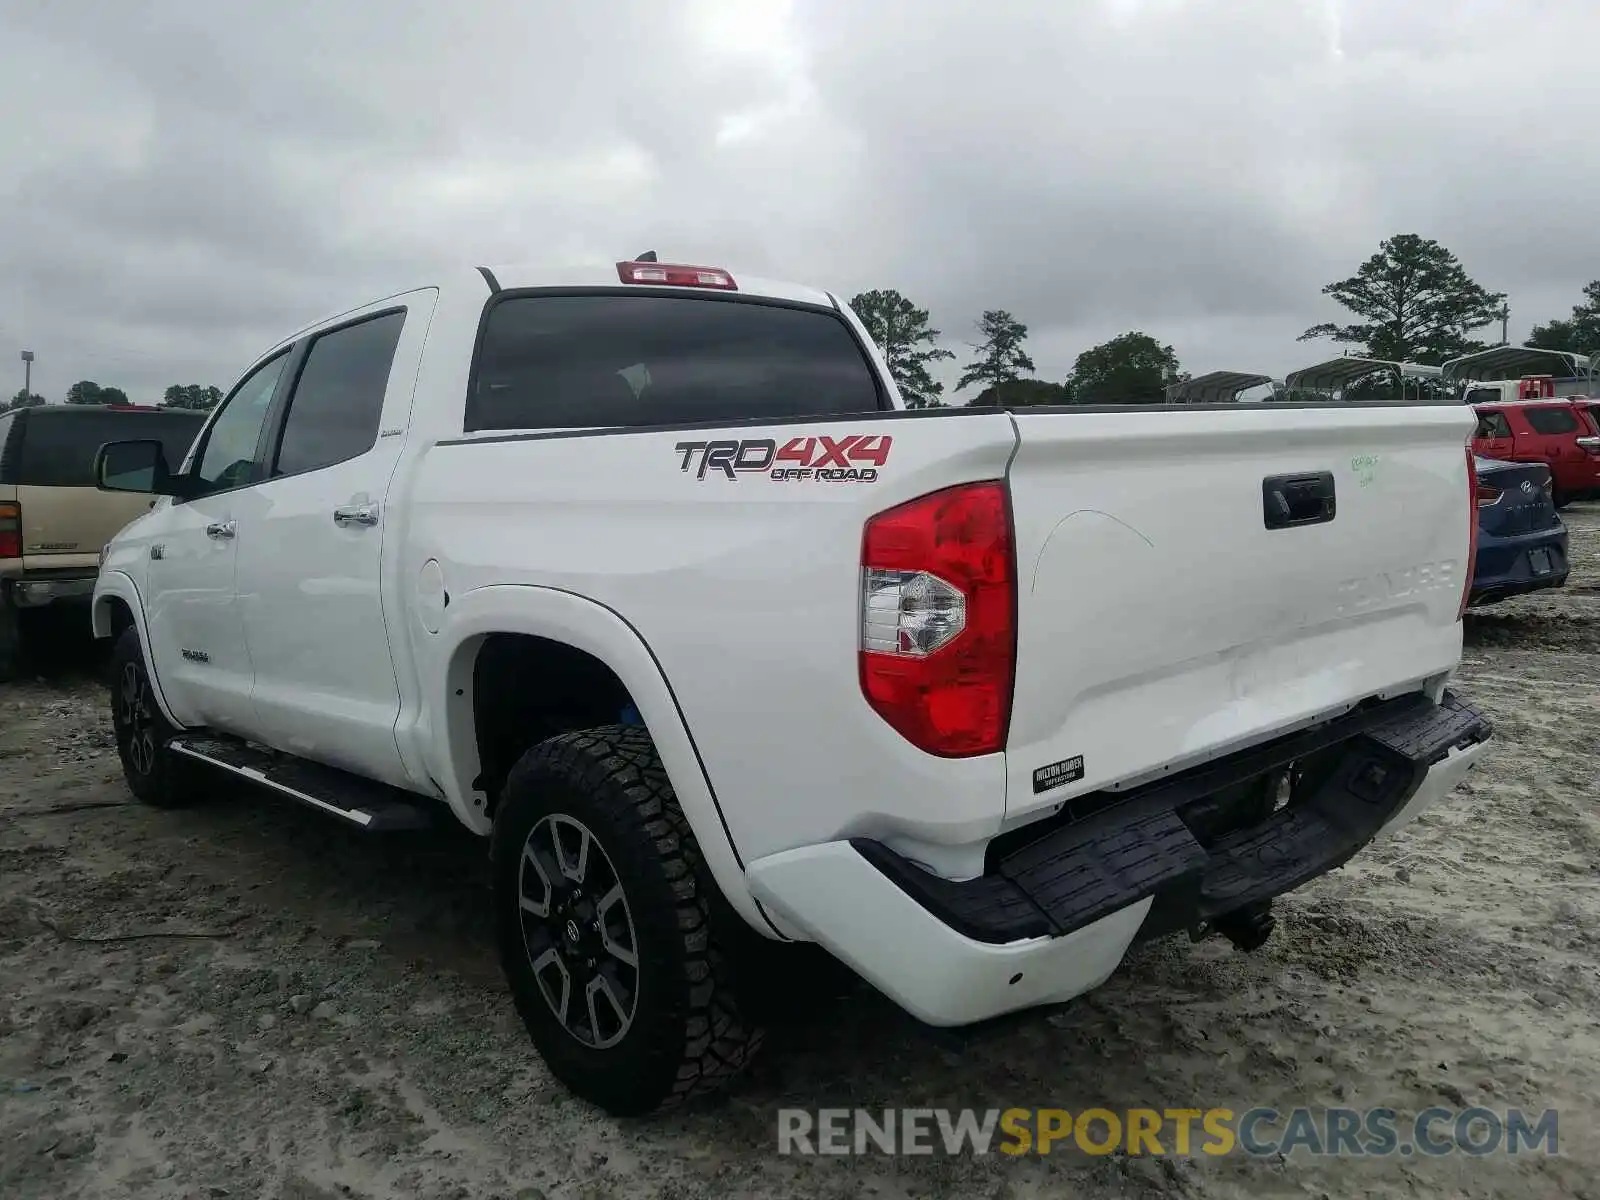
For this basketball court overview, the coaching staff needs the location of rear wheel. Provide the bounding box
[0,592,19,684]
[492,725,763,1116]
[110,626,198,808]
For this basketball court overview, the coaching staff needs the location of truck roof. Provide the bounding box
[484,260,841,311]
[1471,395,1589,407]
[7,404,203,418]
[273,261,846,362]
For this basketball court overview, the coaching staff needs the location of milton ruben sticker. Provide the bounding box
[1032,754,1085,794]
[675,435,892,482]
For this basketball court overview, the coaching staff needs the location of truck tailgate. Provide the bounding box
[1004,403,1475,825]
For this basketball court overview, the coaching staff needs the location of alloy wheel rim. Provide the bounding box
[118,661,157,777]
[517,813,640,1049]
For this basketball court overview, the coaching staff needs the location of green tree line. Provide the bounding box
[852,233,1600,408]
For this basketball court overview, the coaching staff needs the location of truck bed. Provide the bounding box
[411,399,1475,868]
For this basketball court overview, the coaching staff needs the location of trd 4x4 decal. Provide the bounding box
[675,435,893,483]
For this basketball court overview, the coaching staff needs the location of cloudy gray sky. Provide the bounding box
[3,0,1597,405]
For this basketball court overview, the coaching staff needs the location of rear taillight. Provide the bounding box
[615,261,737,290]
[859,482,1016,757]
[0,502,19,560]
[1459,448,1479,620]
[1476,483,1502,508]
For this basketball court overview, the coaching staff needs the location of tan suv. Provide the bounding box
[0,404,206,679]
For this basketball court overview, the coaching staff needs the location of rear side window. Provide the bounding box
[467,293,885,431]
[1464,387,1502,405]
[13,410,206,487]
[1524,407,1578,435]
[1475,410,1512,439]
[274,310,406,476]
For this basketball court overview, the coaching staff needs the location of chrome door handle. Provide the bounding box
[333,504,379,527]
[205,521,236,540]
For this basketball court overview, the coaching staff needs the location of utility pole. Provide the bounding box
[20,349,33,398]
[1496,303,1510,347]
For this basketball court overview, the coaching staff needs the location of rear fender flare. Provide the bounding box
[426,583,782,938]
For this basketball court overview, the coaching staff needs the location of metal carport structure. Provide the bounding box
[1441,345,1594,388]
[1164,371,1275,404]
[1282,356,1443,399]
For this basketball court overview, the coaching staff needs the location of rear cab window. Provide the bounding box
[465,292,886,432]
[10,409,207,487]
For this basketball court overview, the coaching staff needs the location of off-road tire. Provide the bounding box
[492,725,764,1116]
[110,626,199,808]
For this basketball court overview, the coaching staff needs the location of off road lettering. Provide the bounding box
[678,434,891,482]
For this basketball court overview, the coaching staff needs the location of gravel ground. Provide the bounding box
[3,512,1599,1200]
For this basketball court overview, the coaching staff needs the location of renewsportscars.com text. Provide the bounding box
[776,1106,1560,1158]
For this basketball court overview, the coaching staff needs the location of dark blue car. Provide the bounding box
[1469,456,1569,606]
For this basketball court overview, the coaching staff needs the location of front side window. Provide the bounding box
[274,310,406,477]
[193,352,290,494]
[467,293,884,431]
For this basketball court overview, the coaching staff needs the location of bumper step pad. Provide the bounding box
[853,691,1491,945]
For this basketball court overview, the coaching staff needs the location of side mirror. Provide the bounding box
[94,439,181,496]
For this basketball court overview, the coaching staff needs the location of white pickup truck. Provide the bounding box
[90,258,1493,1115]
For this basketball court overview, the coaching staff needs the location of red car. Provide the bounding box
[1472,399,1600,508]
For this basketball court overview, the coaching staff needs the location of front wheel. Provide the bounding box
[492,726,763,1116]
[110,627,198,808]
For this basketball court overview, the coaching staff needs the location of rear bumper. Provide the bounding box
[1552,475,1600,501]
[1470,524,1569,604]
[747,691,1491,1027]
[1,575,97,608]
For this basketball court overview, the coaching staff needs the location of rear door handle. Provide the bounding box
[205,520,236,540]
[1263,472,1336,530]
[333,504,379,527]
